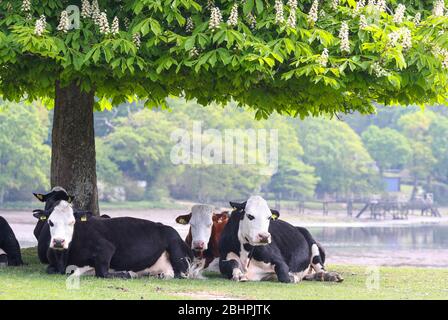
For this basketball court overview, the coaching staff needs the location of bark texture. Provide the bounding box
[51,81,99,215]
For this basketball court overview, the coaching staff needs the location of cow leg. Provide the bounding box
[220,258,246,281]
[93,241,131,279]
[272,259,292,283]
[302,244,344,282]
[0,252,7,267]
[167,239,191,279]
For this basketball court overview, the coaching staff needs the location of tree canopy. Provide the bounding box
[1,1,448,117]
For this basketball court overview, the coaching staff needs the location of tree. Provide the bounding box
[361,125,412,174]
[398,110,437,198]
[1,1,447,212]
[266,116,317,200]
[429,116,448,184]
[0,102,50,204]
[297,118,379,197]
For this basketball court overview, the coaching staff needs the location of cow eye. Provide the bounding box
[48,220,54,227]
[247,214,255,221]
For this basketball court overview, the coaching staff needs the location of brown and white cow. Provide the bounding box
[176,204,229,277]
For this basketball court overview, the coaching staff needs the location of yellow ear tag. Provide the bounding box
[81,215,87,222]
[40,216,47,221]
[179,218,186,224]
[271,214,278,220]
[36,194,44,201]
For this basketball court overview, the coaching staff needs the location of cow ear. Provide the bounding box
[229,201,246,210]
[74,211,93,222]
[213,211,230,223]
[33,193,47,202]
[176,214,191,225]
[270,209,280,220]
[32,209,48,220]
[67,195,75,203]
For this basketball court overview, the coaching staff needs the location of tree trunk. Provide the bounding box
[51,81,99,215]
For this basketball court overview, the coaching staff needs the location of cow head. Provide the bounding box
[230,196,280,246]
[176,204,228,256]
[33,186,74,211]
[47,200,92,250]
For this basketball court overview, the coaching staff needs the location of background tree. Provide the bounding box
[361,125,412,175]
[297,118,380,197]
[0,102,50,204]
[398,111,437,199]
[1,1,448,212]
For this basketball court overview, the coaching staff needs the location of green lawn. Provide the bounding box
[0,248,447,300]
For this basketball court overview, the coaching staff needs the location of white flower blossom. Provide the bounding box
[206,0,215,11]
[81,0,91,18]
[34,15,46,36]
[308,0,319,23]
[22,0,31,12]
[372,62,389,77]
[354,0,366,15]
[368,0,376,6]
[227,4,238,27]
[388,27,412,49]
[433,46,448,69]
[247,12,256,30]
[209,7,223,31]
[401,27,412,50]
[97,11,110,34]
[318,48,329,67]
[332,0,339,10]
[433,0,445,17]
[124,17,131,30]
[339,21,350,53]
[274,0,285,24]
[413,12,421,25]
[91,0,101,23]
[393,4,406,24]
[376,0,386,12]
[388,31,401,47]
[190,46,200,58]
[186,17,194,32]
[287,0,297,28]
[111,16,119,35]
[57,10,70,33]
[359,14,368,29]
[133,32,141,49]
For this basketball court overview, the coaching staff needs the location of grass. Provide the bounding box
[0,248,447,300]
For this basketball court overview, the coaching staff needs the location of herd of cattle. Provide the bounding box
[0,187,343,284]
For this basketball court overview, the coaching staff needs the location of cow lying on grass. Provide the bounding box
[0,216,23,266]
[219,196,343,283]
[32,187,110,274]
[46,200,193,279]
[176,204,229,277]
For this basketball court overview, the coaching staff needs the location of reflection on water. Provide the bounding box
[310,224,448,250]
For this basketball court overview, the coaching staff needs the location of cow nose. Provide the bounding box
[258,233,271,244]
[53,239,65,248]
[193,241,205,250]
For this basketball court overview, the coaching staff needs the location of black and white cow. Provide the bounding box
[45,200,193,279]
[32,187,75,266]
[219,196,343,283]
[0,216,24,266]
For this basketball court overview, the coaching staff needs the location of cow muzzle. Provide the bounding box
[256,232,271,245]
[52,238,66,250]
[192,241,206,257]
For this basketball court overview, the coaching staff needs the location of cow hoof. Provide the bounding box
[326,272,344,282]
[46,265,60,274]
[289,273,301,284]
[232,273,249,282]
[0,254,7,267]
